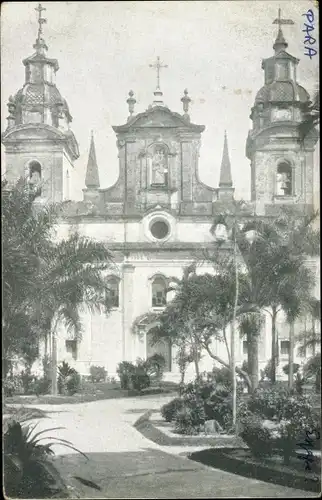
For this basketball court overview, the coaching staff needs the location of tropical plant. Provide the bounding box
[161,398,185,422]
[282,363,300,375]
[57,362,80,396]
[144,353,166,382]
[303,354,321,393]
[116,361,136,389]
[89,365,107,383]
[4,419,101,498]
[2,179,114,394]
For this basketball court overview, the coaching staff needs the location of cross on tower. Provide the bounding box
[273,8,294,28]
[35,4,47,39]
[149,56,168,90]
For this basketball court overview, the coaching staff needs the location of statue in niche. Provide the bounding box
[151,148,168,185]
[29,163,42,196]
[276,165,292,196]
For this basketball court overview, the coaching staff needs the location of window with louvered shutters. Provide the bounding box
[106,277,119,308]
[152,277,167,307]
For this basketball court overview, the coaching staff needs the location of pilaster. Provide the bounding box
[121,263,135,360]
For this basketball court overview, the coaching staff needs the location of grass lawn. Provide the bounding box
[4,380,179,405]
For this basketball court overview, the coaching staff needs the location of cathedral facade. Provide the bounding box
[2,8,319,380]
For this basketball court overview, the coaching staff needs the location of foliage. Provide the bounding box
[4,376,24,397]
[144,353,166,382]
[161,398,185,423]
[4,419,100,498]
[116,358,154,392]
[130,359,151,392]
[303,353,321,393]
[116,361,136,390]
[174,399,206,435]
[2,179,114,391]
[260,359,274,382]
[239,414,274,458]
[282,363,300,375]
[57,362,80,396]
[89,365,107,383]
[238,386,318,463]
[163,373,241,434]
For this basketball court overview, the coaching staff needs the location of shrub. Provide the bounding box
[206,386,234,431]
[246,385,290,420]
[4,376,24,397]
[238,385,318,463]
[260,359,274,382]
[20,370,36,395]
[32,377,51,396]
[144,354,166,382]
[174,399,206,435]
[130,360,151,392]
[161,398,185,422]
[90,365,107,383]
[116,361,136,389]
[282,363,300,375]
[239,414,274,458]
[117,359,153,392]
[4,419,100,498]
[57,361,80,395]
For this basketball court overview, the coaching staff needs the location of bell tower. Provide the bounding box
[246,9,318,215]
[2,3,79,203]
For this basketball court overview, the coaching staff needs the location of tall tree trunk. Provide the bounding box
[50,320,59,396]
[312,316,316,356]
[192,341,200,379]
[288,322,295,390]
[271,306,277,384]
[248,332,259,393]
[231,231,239,429]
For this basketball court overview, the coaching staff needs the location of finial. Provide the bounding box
[126,90,136,118]
[91,129,94,138]
[7,97,16,129]
[272,8,294,53]
[33,4,48,54]
[181,88,191,120]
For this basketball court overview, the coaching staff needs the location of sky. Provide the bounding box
[1,1,319,201]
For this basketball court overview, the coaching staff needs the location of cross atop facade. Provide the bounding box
[35,4,47,39]
[273,8,294,28]
[149,56,168,90]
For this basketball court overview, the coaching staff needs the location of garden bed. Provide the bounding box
[135,411,246,448]
[4,382,178,406]
[188,447,321,493]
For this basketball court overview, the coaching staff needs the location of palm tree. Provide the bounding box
[297,298,321,393]
[238,209,320,384]
[2,179,115,394]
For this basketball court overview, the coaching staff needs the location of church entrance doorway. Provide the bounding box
[146,329,172,372]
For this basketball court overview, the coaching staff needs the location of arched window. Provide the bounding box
[106,277,120,308]
[28,160,42,197]
[276,161,292,196]
[152,277,167,307]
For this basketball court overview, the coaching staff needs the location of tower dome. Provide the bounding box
[5,4,73,130]
[255,82,310,105]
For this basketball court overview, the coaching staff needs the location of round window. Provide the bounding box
[150,220,170,240]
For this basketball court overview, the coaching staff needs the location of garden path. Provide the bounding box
[9,395,317,498]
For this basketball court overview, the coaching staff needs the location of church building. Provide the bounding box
[2,6,319,381]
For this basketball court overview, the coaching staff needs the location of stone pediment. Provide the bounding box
[2,124,79,160]
[113,106,205,133]
[2,124,66,143]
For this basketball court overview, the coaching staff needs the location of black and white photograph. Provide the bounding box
[1,1,320,498]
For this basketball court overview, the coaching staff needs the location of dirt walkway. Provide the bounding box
[7,396,317,498]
